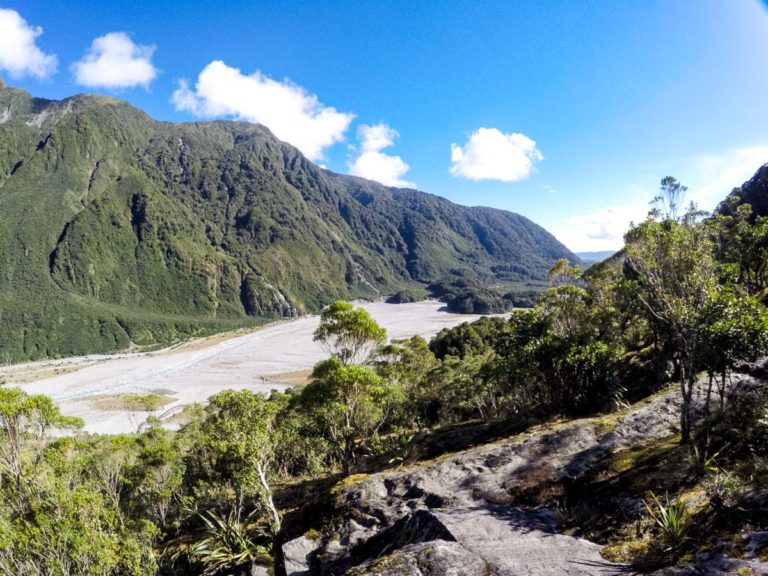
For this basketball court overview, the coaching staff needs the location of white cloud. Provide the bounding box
[72,32,157,89]
[172,60,354,161]
[557,145,768,253]
[0,9,57,79]
[348,123,415,188]
[449,127,543,181]
[561,203,648,253]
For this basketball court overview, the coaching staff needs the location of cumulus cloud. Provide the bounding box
[0,9,57,79]
[172,61,353,161]
[562,203,648,252]
[550,145,768,253]
[348,124,415,188]
[449,128,543,181]
[72,32,157,89]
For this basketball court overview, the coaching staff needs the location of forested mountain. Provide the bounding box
[0,81,576,360]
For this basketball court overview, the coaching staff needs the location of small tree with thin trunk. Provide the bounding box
[624,203,716,443]
[301,357,399,476]
[198,390,281,531]
[699,287,768,412]
[652,176,688,221]
[314,301,387,365]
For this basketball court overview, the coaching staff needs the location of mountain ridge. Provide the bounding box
[0,83,576,360]
[718,162,768,218]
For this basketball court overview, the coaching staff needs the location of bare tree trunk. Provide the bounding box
[342,436,354,477]
[679,357,692,444]
[717,369,727,409]
[236,486,244,523]
[705,372,714,416]
[256,463,281,531]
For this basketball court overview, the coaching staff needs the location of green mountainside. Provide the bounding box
[0,81,576,360]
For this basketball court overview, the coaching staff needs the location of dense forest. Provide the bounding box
[2,172,768,574]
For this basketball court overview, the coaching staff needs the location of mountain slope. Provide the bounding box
[0,81,576,360]
[718,162,768,217]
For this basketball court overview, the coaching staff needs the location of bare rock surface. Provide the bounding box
[345,540,489,576]
[432,506,625,575]
[283,535,320,576]
[297,374,764,576]
[654,554,768,575]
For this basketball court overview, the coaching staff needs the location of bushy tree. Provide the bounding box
[314,301,387,365]
[708,203,768,294]
[624,205,716,442]
[301,357,401,475]
[191,390,282,531]
[0,391,157,576]
[0,388,82,503]
[699,287,768,411]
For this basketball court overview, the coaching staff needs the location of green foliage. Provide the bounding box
[643,491,690,548]
[699,287,768,410]
[0,399,157,575]
[547,258,582,287]
[624,208,717,441]
[428,277,540,314]
[314,301,387,365]
[301,356,400,475]
[188,390,282,530]
[685,441,727,478]
[187,509,267,575]
[385,286,427,304]
[705,471,746,510]
[709,203,768,293]
[385,431,419,468]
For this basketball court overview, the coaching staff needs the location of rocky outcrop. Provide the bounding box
[282,373,765,575]
[345,540,489,576]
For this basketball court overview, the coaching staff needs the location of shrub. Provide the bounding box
[644,491,689,548]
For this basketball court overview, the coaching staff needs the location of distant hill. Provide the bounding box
[575,250,615,264]
[0,81,577,360]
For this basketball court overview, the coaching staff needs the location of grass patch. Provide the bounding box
[592,411,625,436]
[609,436,682,476]
[331,473,369,495]
[266,370,312,387]
[90,393,175,412]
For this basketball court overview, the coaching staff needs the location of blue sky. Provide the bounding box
[2,1,768,252]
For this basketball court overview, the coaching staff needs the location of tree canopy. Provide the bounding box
[313,300,387,365]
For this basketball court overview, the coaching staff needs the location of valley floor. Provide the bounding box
[0,301,495,433]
